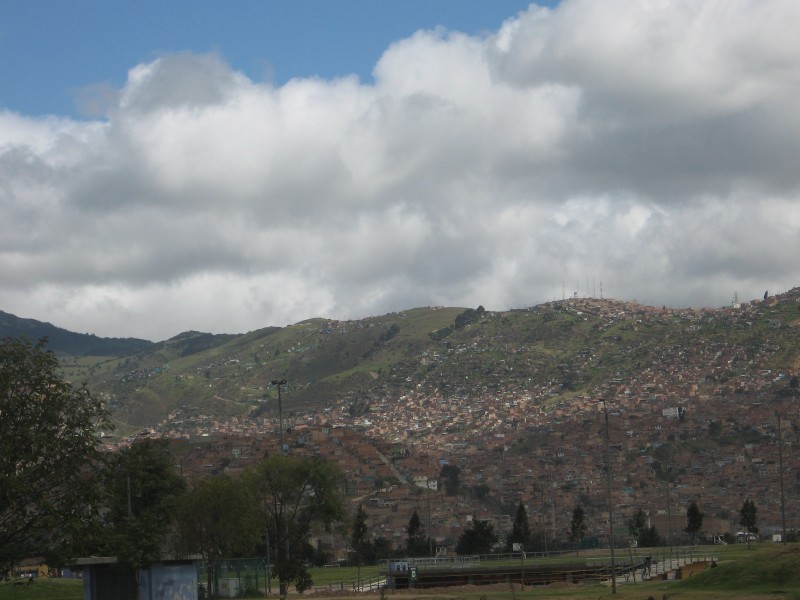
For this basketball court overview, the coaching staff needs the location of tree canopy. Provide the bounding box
[88,439,187,568]
[627,508,647,541]
[406,510,430,557]
[685,501,704,545]
[175,473,259,594]
[0,337,111,569]
[625,508,660,547]
[456,519,498,555]
[506,503,531,551]
[740,499,758,548]
[439,464,461,496]
[350,504,369,583]
[569,505,587,553]
[246,454,345,598]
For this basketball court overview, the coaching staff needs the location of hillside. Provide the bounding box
[52,289,796,440]
[0,309,153,357]
[7,290,800,546]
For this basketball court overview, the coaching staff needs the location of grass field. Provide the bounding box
[2,544,797,600]
[0,578,83,600]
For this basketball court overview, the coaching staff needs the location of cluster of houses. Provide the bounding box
[118,290,800,554]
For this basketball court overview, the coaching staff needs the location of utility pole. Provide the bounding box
[601,399,617,594]
[270,379,287,453]
[265,522,272,597]
[776,409,787,544]
[427,482,433,557]
[665,442,674,566]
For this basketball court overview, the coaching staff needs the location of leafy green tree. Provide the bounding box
[247,455,345,598]
[569,505,587,554]
[370,536,395,562]
[440,464,461,496]
[175,474,259,596]
[627,508,648,544]
[406,510,430,557]
[351,504,369,585]
[638,525,661,548]
[471,484,490,500]
[455,519,498,555]
[625,508,660,548]
[91,439,187,569]
[739,499,758,549]
[0,337,111,570]
[506,503,531,551]
[685,501,704,545]
[624,508,648,582]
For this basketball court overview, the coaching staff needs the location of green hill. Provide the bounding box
[679,545,800,595]
[0,309,153,356]
[56,289,800,436]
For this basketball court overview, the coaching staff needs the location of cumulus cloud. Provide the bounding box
[2,0,800,340]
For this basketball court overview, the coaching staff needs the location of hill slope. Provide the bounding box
[68,290,800,437]
[0,309,153,356]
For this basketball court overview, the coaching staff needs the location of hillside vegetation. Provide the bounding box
[0,309,152,356]
[43,289,796,437]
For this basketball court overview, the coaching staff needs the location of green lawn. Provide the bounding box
[0,578,82,600]
[1,544,793,600]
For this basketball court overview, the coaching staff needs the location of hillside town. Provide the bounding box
[112,289,800,558]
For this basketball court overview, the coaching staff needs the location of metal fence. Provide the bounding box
[197,558,269,599]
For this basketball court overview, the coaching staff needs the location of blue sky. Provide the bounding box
[1,1,799,340]
[2,1,549,117]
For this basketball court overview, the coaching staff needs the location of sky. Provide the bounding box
[2,0,799,342]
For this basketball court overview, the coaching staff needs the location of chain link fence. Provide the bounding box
[197,558,269,599]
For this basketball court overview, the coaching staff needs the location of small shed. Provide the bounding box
[77,556,199,600]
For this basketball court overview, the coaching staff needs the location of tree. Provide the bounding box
[90,439,187,569]
[440,464,461,496]
[638,525,661,548]
[406,510,429,557]
[0,337,111,570]
[455,519,498,555]
[569,505,587,554]
[685,501,704,545]
[506,503,531,551]
[247,455,345,598]
[350,505,369,586]
[739,499,758,549]
[175,474,259,597]
[471,484,490,501]
[371,536,395,562]
[627,508,648,544]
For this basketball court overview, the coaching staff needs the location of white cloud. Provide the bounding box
[1,0,800,340]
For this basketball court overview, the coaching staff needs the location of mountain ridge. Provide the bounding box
[0,309,154,356]
[5,290,800,438]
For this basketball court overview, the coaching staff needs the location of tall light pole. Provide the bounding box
[164,447,187,477]
[271,379,287,453]
[601,399,617,594]
[665,464,673,565]
[539,487,548,556]
[776,408,787,544]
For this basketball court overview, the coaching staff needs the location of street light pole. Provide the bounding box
[665,465,673,566]
[270,379,287,453]
[601,399,617,594]
[776,409,787,544]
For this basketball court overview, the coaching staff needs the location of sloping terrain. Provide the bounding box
[51,289,800,435]
[0,309,153,356]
